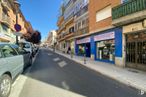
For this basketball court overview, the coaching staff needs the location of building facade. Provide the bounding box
[74,0,90,57]
[57,0,146,71]
[88,0,122,65]
[112,0,146,70]
[47,30,57,48]
[57,0,75,53]
[0,0,30,43]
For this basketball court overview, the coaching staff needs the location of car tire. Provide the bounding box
[0,74,12,97]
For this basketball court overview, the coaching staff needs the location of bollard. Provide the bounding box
[70,51,73,58]
[84,54,86,64]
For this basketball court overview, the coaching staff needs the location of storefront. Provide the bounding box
[75,37,91,57]
[123,21,146,70]
[92,28,122,64]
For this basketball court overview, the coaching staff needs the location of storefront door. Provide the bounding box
[85,43,91,57]
[126,33,146,70]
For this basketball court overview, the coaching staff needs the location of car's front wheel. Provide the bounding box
[0,74,12,97]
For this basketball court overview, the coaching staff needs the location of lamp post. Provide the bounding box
[14,1,21,44]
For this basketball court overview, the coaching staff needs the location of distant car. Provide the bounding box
[18,42,35,57]
[0,43,24,97]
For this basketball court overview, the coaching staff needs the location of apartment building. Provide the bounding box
[57,0,146,71]
[47,30,57,48]
[57,0,75,53]
[74,0,90,57]
[112,0,146,70]
[57,4,65,51]
[0,0,28,42]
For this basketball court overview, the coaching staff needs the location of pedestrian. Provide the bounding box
[67,46,71,54]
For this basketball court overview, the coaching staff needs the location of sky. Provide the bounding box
[18,0,62,41]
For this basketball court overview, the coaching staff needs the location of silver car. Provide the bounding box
[0,43,24,97]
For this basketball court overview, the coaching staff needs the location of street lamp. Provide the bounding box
[14,0,21,44]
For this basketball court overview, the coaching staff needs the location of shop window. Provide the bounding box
[78,45,85,55]
[96,39,115,61]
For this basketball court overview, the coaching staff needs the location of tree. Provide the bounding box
[24,30,41,44]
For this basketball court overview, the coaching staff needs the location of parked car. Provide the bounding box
[31,43,38,55]
[18,41,35,57]
[0,43,24,97]
[12,44,33,69]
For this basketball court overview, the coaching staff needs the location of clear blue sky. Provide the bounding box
[18,0,62,41]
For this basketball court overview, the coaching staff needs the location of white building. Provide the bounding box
[47,30,57,47]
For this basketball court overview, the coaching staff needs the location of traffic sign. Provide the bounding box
[14,24,21,32]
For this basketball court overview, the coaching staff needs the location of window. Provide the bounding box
[75,24,78,31]
[11,44,26,54]
[1,45,18,57]
[69,27,74,33]
[82,20,85,28]
[2,24,8,33]
[121,0,130,3]
[96,6,111,22]
[97,39,115,61]
[18,43,30,48]
[78,22,81,29]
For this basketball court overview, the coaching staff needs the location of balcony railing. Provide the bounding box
[75,27,89,36]
[112,0,146,20]
[1,13,10,26]
[75,5,88,18]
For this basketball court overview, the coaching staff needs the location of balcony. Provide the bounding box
[58,32,74,42]
[57,15,64,26]
[112,0,146,26]
[75,27,89,36]
[1,1,10,11]
[1,13,11,26]
[75,5,88,18]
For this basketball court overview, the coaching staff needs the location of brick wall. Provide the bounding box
[89,0,121,33]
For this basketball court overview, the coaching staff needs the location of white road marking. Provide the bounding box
[53,58,60,62]
[58,61,67,68]
[62,81,70,90]
[10,75,27,97]
[48,53,52,56]
[139,90,145,95]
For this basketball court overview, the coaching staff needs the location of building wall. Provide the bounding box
[0,0,28,42]
[89,0,121,33]
[47,30,57,47]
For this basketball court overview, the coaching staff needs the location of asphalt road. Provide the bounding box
[19,48,146,97]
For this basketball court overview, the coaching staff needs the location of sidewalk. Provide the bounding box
[49,48,146,93]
